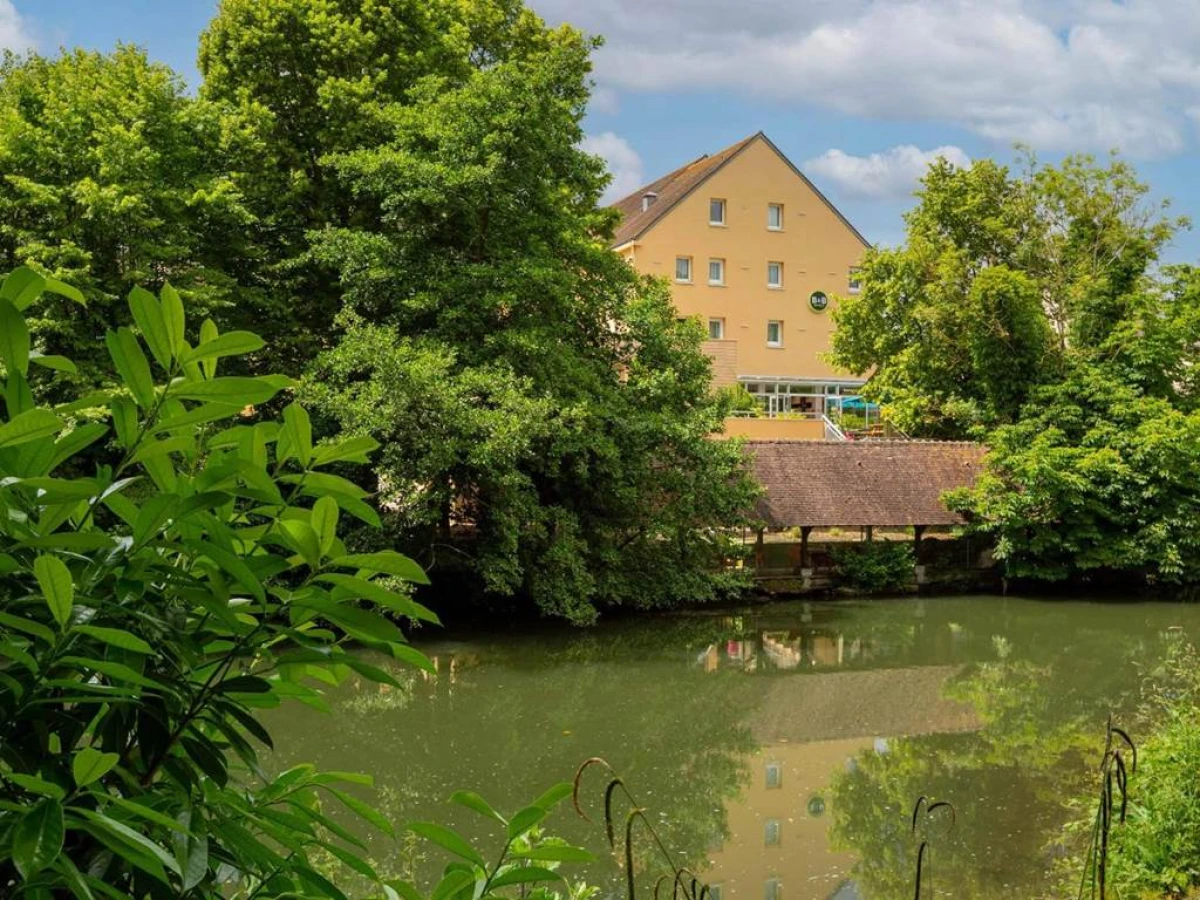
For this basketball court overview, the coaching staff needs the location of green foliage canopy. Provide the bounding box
[831,152,1200,584]
[0,47,259,391]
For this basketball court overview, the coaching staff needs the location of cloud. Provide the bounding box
[590,86,620,115]
[805,145,971,200]
[0,0,32,51]
[532,0,1200,158]
[581,132,645,203]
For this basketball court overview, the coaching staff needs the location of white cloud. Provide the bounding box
[581,131,645,203]
[805,145,971,200]
[590,86,620,115]
[0,0,32,51]
[532,0,1200,158]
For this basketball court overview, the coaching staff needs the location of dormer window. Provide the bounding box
[641,192,658,212]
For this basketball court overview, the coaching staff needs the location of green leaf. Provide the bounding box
[73,626,154,655]
[43,276,84,306]
[1,267,45,310]
[278,519,322,569]
[293,594,406,645]
[0,408,62,449]
[0,610,55,643]
[52,854,95,900]
[319,840,378,881]
[12,798,64,878]
[0,297,31,376]
[105,328,156,408]
[408,822,483,867]
[59,657,161,690]
[315,573,432,622]
[325,786,394,837]
[180,331,264,364]
[506,806,547,840]
[488,866,563,889]
[72,747,120,786]
[6,773,66,799]
[29,353,77,374]
[332,550,430,584]
[186,538,265,603]
[312,495,338,556]
[198,318,219,379]
[76,810,180,881]
[34,555,73,629]
[216,675,273,694]
[531,782,574,811]
[430,870,476,900]
[160,283,185,356]
[449,791,505,824]
[278,403,313,465]
[512,845,595,862]
[128,286,172,370]
[172,377,284,406]
[312,434,379,467]
[48,423,109,473]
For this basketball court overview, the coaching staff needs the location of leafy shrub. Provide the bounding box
[830,541,914,593]
[1102,638,1200,898]
[0,269,432,897]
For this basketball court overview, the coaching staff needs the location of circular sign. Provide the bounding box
[809,291,829,312]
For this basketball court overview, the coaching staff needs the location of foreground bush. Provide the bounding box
[1102,639,1200,898]
[0,269,431,896]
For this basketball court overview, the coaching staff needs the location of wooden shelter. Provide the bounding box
[746,440,988,565]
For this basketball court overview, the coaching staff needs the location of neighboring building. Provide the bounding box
[608,132,871,419]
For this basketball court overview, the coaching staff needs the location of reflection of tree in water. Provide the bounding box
[829,625,1183,899]
[265,618,763,890]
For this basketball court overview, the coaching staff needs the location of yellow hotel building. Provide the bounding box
[609,132,870,420]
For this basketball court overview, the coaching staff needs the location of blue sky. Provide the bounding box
[7,0,1200,260]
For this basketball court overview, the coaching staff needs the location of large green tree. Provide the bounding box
[832,153,1200,585]
[197,0,555,374]
[295,16,757,621]
[0,46,259,391]
[829,154,1190,437]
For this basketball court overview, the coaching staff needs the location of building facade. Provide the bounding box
[609,132,870,419]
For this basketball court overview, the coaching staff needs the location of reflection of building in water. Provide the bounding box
[703,667,979,900]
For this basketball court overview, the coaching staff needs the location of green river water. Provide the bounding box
[265,596,1200,899]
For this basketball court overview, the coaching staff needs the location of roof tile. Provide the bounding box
[747,440,987,527]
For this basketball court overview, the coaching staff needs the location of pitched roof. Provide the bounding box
[747,440,987,528]
[607,132,870,249]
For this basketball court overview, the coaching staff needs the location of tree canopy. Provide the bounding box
[0,0,757,622]
[0,46,259,391]
[832,153,1200,584]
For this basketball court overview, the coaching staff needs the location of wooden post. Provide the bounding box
[755,527,765,568]
[864,525,874,543]
[800,525,813,569]
[913,525,926,564]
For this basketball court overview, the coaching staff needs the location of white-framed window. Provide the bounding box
[767,261,783,288]
[709,198,726,226]
[848,267,863,294]
[766,321,783,348]
[675,256,692,283]
[763,878,782,900]
[708,258,725,285]
[708,318,725,340]
[764,819,781,846]
[768,203,784,230]
[709,885,724,900]
[765,761,783,788]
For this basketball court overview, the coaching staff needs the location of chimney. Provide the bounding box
[641,191,658,212]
